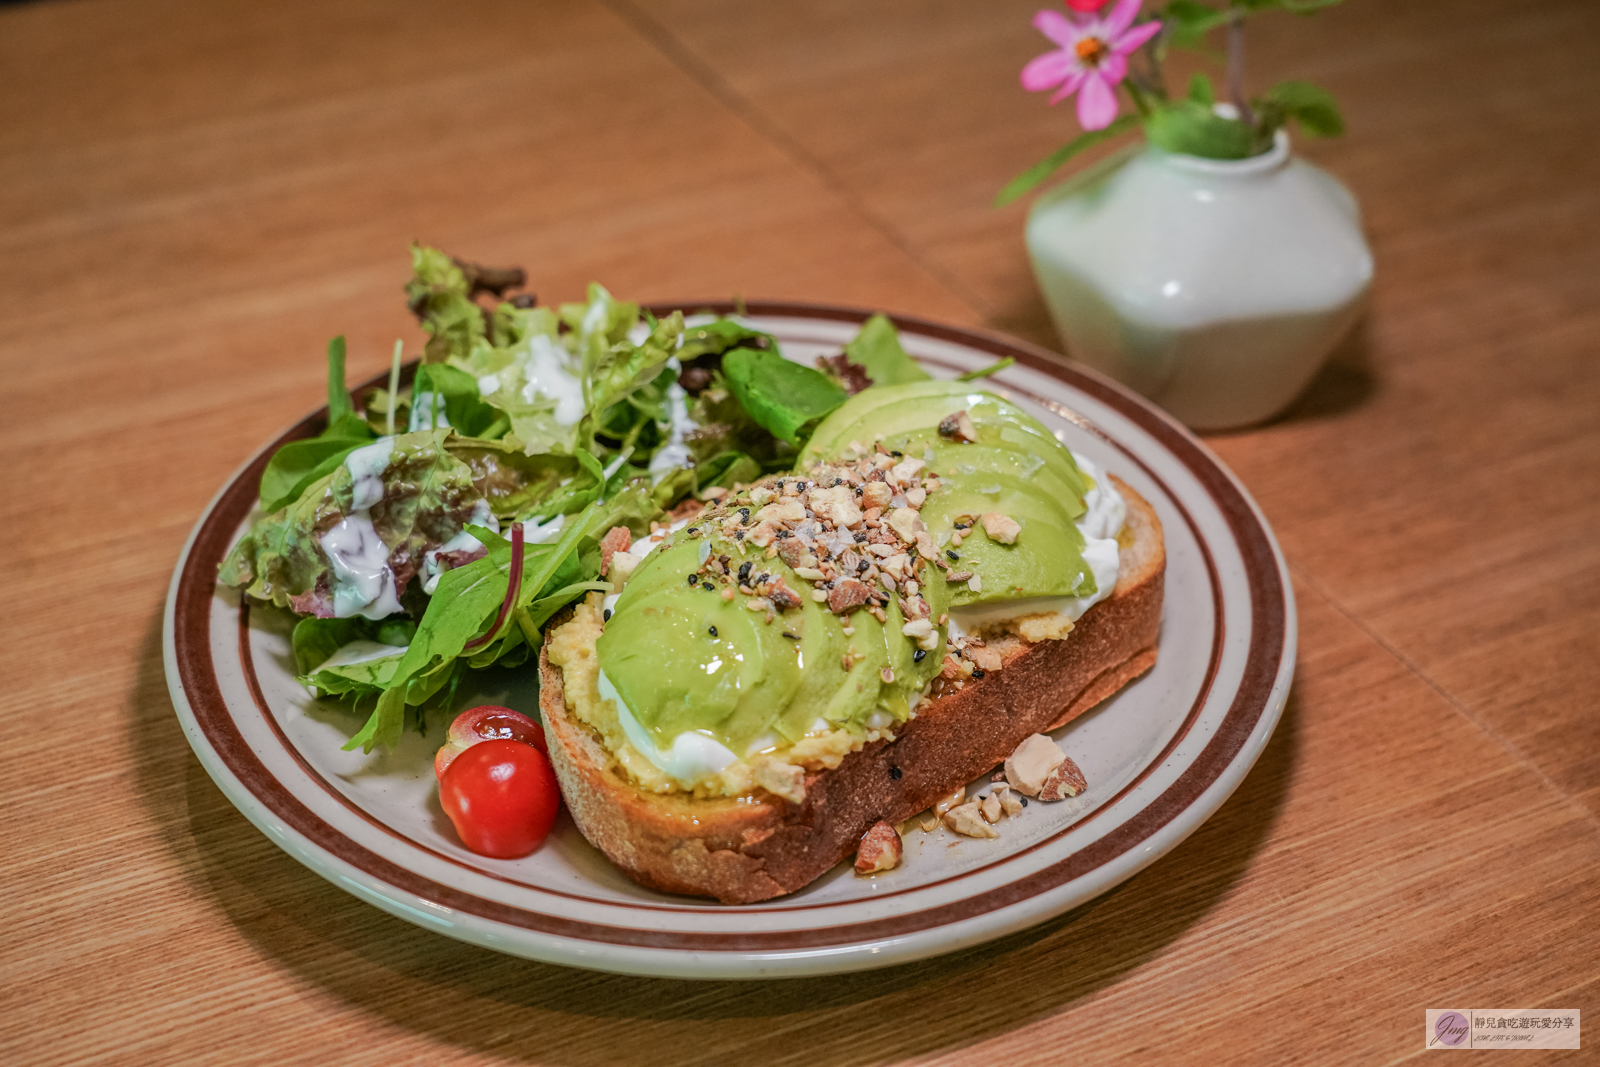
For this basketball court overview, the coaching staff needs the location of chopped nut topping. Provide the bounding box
[828,578,872,614]
[598,526,632,578]
[997,783,1024,817]
[854,821,903,874]
[1004,733,1068,797]
[933,785,967,819]
[980,794,1003,824]
[1039,756,1088,801]
[944,802,999,839]
[980,511,1021,545]
[937,409,978,443]
[755,760,806,804]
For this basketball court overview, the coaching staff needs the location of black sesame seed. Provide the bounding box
[1020,795,1029,807]
[857,559,870,573]
[701,582,714,592]
[603,608,612,622]
[890,450,902,458]
[708,625,718,637]
[945,550,960,561]
[971,667,986,679]
[854,532,867,542]
[831,478,842,487]
[687,527,699,535]
[913,649,927,662]
[782,631,800,640]
[739,507,751,523]
[757,573,770,585]
[688,573,700,586]
[889,766,903,780]
[735,531,745,540]
[777,529,791,538]
[738,561,752,581]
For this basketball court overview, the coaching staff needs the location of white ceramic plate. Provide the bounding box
[165,304,1294,979]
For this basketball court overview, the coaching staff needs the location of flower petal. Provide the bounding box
[1076,70,1119,130]
[1047,68,1090,105]
[1099,0,1142,39]
[1021,50,1074,92]
[1100,51,1127,85]
[1112,19,1162,54]
[1032,9,1082,48]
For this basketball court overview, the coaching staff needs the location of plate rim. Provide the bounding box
[164,301,1295,978]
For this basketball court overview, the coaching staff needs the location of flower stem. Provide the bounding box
[1124,78,1153,118]
[1227,14,1254,126]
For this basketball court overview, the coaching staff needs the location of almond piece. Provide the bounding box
[1004,733,1067,796]
[998,784,1024,817]
[1039,756,1088,801]
[980,512,1022,545]
[860,481,894,511]
[938,409,978,443]
[944,802,999,839]
[828,578,873,614]
[854,820,903,874]
[754,760,806,804]
[933,785,967,819]
[980,794,1002,823]
[598,526,632,577]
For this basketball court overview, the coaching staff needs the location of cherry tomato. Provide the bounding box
[439,739,560,858]
[434,705,547,778]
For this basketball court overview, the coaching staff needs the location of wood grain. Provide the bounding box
[1,0,1596,1064]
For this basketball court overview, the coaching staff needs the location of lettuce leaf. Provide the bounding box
[220,430,483,613]
[721,347,848,446]
[842,314,929,387]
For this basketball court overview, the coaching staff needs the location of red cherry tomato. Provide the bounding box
[439,739,560,858]
[434,705,547,778]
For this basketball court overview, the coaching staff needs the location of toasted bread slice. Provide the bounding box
[538,476,1164,904]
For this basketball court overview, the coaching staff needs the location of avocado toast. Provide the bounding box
[540,380,1165,902]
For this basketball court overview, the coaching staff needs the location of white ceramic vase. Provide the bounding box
[1025,130,1373,430]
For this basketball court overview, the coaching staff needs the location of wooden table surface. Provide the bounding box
[3,0,1596,1063]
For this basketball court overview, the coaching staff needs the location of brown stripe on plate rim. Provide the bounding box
[172,304,1286,951]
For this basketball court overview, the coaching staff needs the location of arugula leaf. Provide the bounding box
[257,336,377,513]
[410,363,509,438]
[342,505,611,752]
[721,348,848,447]
[842,314,929,387]
[995,114,1142,205]
[1145,100,1255,159]
[695,450,761,491]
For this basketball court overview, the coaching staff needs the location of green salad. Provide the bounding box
[219,245,977,753]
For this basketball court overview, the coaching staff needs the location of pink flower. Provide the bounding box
[1020,0,1162,131]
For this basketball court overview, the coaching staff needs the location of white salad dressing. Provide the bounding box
[344,437,394,511]
[945,451,1126,638]
[519,335,587,426]
[319,438,406,620]
[598,669,739,784]
[648,377,696,485]
[321,513,405,620]
[420,501,498,595]
[408,392,451,431]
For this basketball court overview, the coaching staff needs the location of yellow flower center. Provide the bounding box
[1075,36,1109,66]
